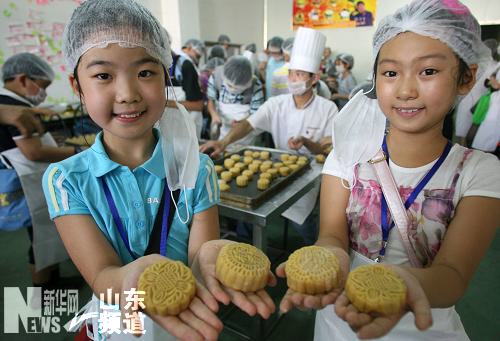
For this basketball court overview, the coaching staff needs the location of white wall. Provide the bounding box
[266,0,500,83]
[198,0,265,49]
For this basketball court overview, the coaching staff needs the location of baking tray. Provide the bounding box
[215,148,311,209]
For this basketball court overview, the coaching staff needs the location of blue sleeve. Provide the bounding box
[42,164,90,219]
[193,154,220,214]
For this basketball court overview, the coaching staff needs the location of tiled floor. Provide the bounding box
[1,220,499,341]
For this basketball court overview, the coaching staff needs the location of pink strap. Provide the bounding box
[369,150,422,268]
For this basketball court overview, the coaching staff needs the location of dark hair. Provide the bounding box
[356,1,365,6]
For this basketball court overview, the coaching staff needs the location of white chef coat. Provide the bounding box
[247,94,338,224]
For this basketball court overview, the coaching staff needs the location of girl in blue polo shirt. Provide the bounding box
[42,1,275,340]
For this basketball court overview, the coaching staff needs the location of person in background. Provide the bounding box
[244,43,257,53]
[0,104,51,137]
[206,56,264,144]
[350,0,373,26]
[208,44,226,61]
[271,37,332,100]
[43,1,275,340]
[264,36,285,99]
[331,53,357,109]
[278,1,500,340]
[218,34,231,51]
[321,46,335,76]
[201,28,338,245]
[0,53,78,289]
[199,57,225,101]
[169,39,205,139]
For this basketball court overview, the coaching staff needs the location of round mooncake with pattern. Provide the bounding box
[345,264,407,315]
[215,243,270,292]
[138,260,196,316]
[285,246,340,295]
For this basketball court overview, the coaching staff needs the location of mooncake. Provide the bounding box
[285,246,340,295]
[215,242,270,292]
[214,165,224,174]
[244,150,253,157]
[315,154,326,163]
[236,175,249,187]
[345,265,407,315]
[280,154,290,162]
[221,171,232,182]
[279,166,291,177]
[230,154,241,162]
[259,151,270,160]
[224,159,235,169]
[242,170,254,180]
[138,260,196,316]
[257,178,270,190]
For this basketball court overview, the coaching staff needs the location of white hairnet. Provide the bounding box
[2,53,54,82]
[209,45,226,60]
[373,0,492,73]
[63,0,172,71]
[282,38,294,55]
[339,53,354,69]
[204,57,225,71]
[244,43,257,53]
[267,36,284,52]
[218,34,231,44]
[223,56,252,87]
[184,39,205,54]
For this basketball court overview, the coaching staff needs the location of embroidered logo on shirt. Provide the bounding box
[147,197,160,204]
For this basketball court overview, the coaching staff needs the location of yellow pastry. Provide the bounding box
[283,160,295,167]
[260,164,271,173]
[219,181,230,192]
[315,154,326,163]
[289,155,298,163]
[298,156,308,163]
[244,150,253,157]
[297,159,307,167]
[273,162,283,169]
[345,265,407,315]
[280,154,290,162]
[248,163,260,173]
[260,151,270,160]
[214,165,224,174]
[252,159,263,167]
[236,175,249,187]
[230,154,241,162]
[279,166,291,176]
[267,168,278,179]
[257,178,270,190]
[224,159,235,169]
[221,171,232,182]
[252,151,261,158]
[285,246,340,295]
[242,170,254,180]
[234,162,246,170]
[215,242,271,292]
[229,167,241,177]
[259,172,272,181]
[138,260,196,316]
[289,164,299,172]
[243,156,253,165]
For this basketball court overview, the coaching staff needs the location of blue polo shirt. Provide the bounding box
[42,130,219,265]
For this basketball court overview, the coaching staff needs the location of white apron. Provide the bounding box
[68,295,177,341]
[314,250,470,341]
[166,86,202,140]
[218,102,257,146]
[1,133,69,271]
[472,90,500,152]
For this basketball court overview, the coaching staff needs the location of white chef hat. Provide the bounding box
[289,27,326,74]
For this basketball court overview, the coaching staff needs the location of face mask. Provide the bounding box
[330,90,386,187]
[223,80,248,95]
[288,80,309,96]
[335,64,345,73]
[25,83,47,106]
[158,98,199,224]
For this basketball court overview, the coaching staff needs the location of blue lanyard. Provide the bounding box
[378,137,452,259]
[100,177,171,260]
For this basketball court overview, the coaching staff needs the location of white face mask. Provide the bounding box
[335,64,345,73]
[25,85,47,106]
[288,80,309,96]
[330,90,387,187]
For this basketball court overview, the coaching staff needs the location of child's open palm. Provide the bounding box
[334,265,433,339]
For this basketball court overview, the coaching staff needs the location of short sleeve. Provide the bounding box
[193,154,220,214]
[42,165,90,219]
[207,75,218,101]
[322,151,352,184]
[461,151,500,199]
[247,99,273,132]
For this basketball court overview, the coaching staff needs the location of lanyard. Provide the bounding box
[378,137,452,259]
[100,177,171,260]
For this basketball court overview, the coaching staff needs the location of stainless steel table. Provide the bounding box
[217,146,323,253]
[216,146,323,341]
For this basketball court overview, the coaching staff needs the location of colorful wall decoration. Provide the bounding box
[293,0,377,29]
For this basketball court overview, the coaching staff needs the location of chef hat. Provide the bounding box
[289,27,326,74]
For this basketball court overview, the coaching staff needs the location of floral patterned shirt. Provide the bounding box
[323,144,500,266]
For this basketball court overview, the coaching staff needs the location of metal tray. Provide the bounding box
[215,147,311,209]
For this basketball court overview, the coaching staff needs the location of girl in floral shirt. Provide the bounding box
[277,1,500,340]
